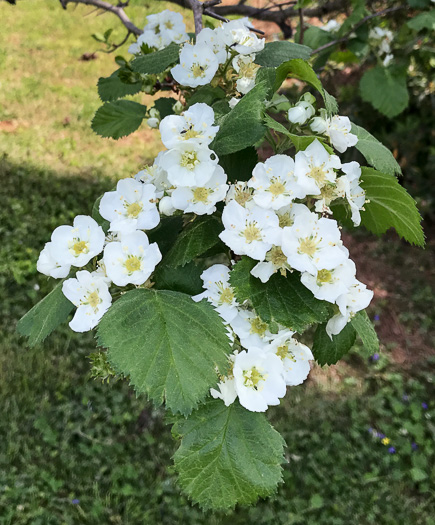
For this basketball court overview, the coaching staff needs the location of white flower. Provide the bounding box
[281,211,347,275]
[230,309,274,349]
[220,200,281,261]
[225,181,254,208]
[336,161,366,226]
[232,54,260,94]
[147,117,159,129]
[287,101,315,125]
[62,270,112,332]
[171,43,219,88]
[326,280,374,337]
[103,230,162,287]
[233,348,286,412]
[129,10,188,53]
[300,259,356,303]
[229,97,241,109]
[323,19,341,33]
[268,332,314,386]
[276,202,312,229]
[196,27,228,64]
[159,195,176,216]
[159,143,218,187]
[171,165,228,215]
[134,156,170,196]
[250,245,291,283]
[159,103,219,148]
[210,375,238,406]
[99,178,160,234]
[50,215,105,268]
[249,154,307,209]
[37,242,71,278]
[192,264,239,323]
[382,53,394,67]
[311,116,358,153]
[294,139,341,192]
[220,18,265,55]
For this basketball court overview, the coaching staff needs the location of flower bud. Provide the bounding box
[147,118,160,129]
[287,101,315,125]
[159,196,176,216]
[173,100,184,114]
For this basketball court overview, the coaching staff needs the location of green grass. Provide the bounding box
[1,1,435,523]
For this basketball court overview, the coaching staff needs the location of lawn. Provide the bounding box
[1,1,435,524]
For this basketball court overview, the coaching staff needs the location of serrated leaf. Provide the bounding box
[351,123,401,176]
[131,42,180,74]
[17,281,74,347]
[230,257,330,333]
[210,82,268,156]
[187,85,226,106]
[312,322,357,365]
[153,97,175,119]
[255,67,276,99]
[153,260,204,295]
[147,215,184,257]
[255,41,311,67]
[173,399,285,510]
[218,146,258,182]
[407,10,435,31]
[92,100,147,139]
[360,66,409,118]
[97,289,231,415]
[97,69,142,102]
[264,113,333,153]
[274,59,337,115]
[351,310,379,355]
[164,215,224,268]
[360,167,424,246]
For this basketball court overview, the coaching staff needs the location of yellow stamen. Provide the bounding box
[125,256,141,273]
[317,269,333,284]
[72,240,88,256]
[192,187,210,203]
[243,366,265,390]
[269,180,286,197]
[299,237,320,257]
[250,317,267,336]
[126,202,143,218]
[242,223,261,243]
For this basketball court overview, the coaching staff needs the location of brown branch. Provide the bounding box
[298,8,304,44]
[312,5,407,55]
[186,0,204,34]
[59,0,142,36]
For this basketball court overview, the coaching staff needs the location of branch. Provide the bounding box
[312,5,407,55]
[186,0,204,34]
[59,0,142,36]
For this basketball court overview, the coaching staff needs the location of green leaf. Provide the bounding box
[255,67,276,100]
[187,85,226,106]
[97,289,232,415]
[312,322,357,366]
[147,215,184,257]
[410,467,428,482]
[407,10,435,31]
[153,97,175,119]
[360,167,424,246]
[97,69,141,102]
[153,260,204,296]
[351,123,401,176]
[218,146,258,182]
[210,81,268,156]
[351,310,379,355]
[17,280,74,347]
[255,41,311,67]
[173,399,285,510]
[91,194,110,233]
[91,100,147,139]
[299,25,333,51]
[230,257,330,333]
[360,66,409,118]
[264,113,333,153]
[164,215,224,268]
[131,43,180,74]
[274,59,337,115]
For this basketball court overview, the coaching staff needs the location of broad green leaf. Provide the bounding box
[218,146,258,182]
[97,69,141,102]
[91,100,147,139]
[147,215,184,257]
[274,59,337,115]
[337,1,368,36]
[91,194,110,233]
[153,97,175,119]
[164,215,224,268]
[210,81,268,156]
[298,25,333,50]
[264,114,333,153]
[173,399,285,510]
[212,99,231,123]
[312,322,357,366]
[187,85,226,106]
[17,280,74,347]
[360,167,424,246]
[230,257,330,333]
[255,67,276,99]
[255,41,311,67]
[131,43,180,74]
[153,260,204,296]
[407,10,435,31]
[351,310,379,355]
[351,123,401,176]
[360,66,409,118]
[97,289,232,415]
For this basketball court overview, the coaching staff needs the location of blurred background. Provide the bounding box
[1,1,434,523]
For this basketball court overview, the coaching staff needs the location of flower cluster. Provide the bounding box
[369,26,394,67]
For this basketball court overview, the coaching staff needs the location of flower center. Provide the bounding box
[319,184,336,203]
[72,240,89,256]
[276,344,296,362]
[309,166,327,186]
[234,187,252,207]
[192,187,210,203]
[242,222,262,243]
[243,366,265,390]
[219,287,234,305]
[125,255,142,273]
[269,180,286,197]
[86,291,101,309]
[267,246,288,268]
[278,212,293,228]
[317,269,333,284]
[239,61,259,79]
[164,21,174,30]
[191,63,206,78]
[126,201,143,218]
[250,317,267,336]
[182,126,201,140]
[299,236,320,257]
[180,150,199,170]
